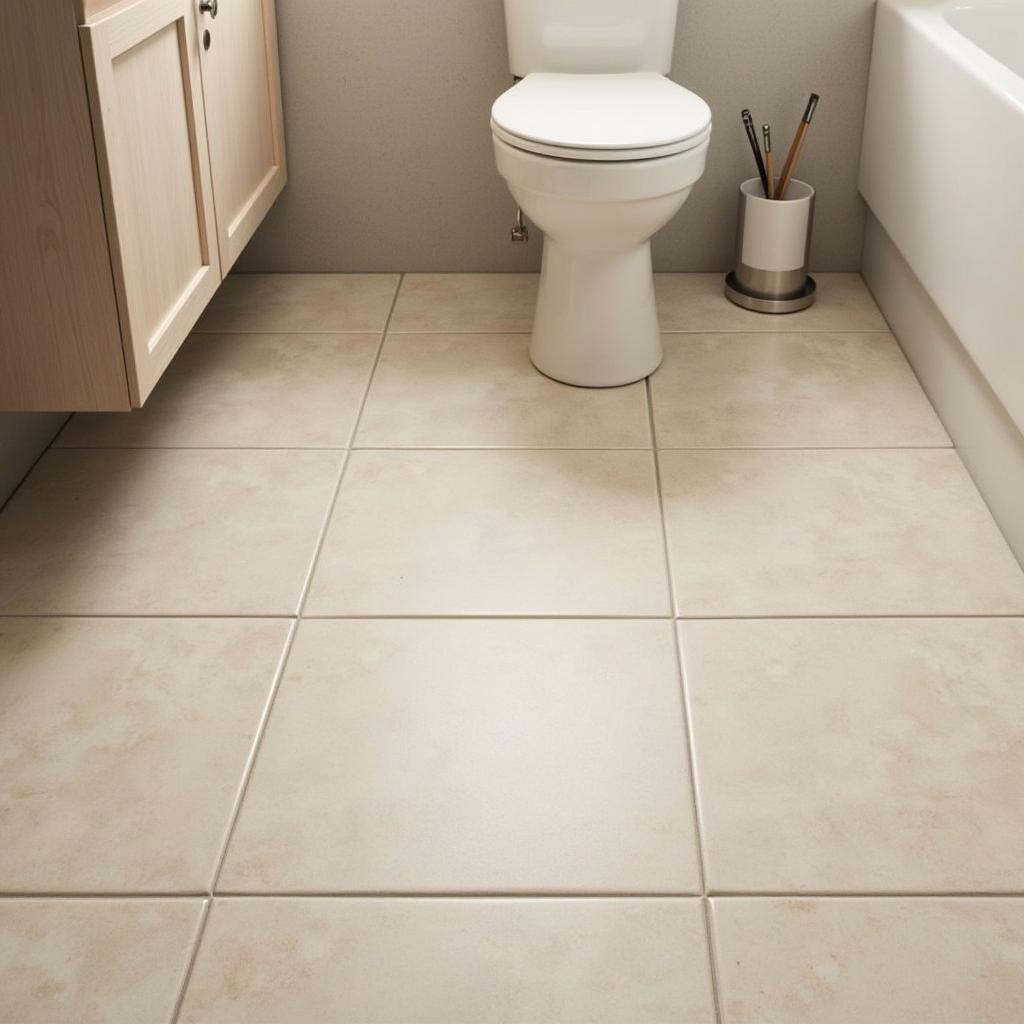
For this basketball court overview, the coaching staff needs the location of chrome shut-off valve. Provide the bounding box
[511,207,529,243]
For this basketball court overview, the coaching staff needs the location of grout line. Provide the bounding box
[170,898,211,1024]
[189,328,556,340]
[211,890,706,899]
[678,618,726,1023]
[674,613,1024,621]
[383,329,540,336]
[653,444,955,452]
[645,377,723,1024]
[706,889,1024,899]
[205,617,299,892]
[350,445,655,452]
[702,897,725,1022]
[0,892,208,900]
[299,613,674,621]
[52,444,355,452]
[46,443,957,454]
[167,890,1024,900]
[189,329,387,337]
[643,375,657,449]
[1,612,1020,623]
[191,327,394,337]
[0,613,674,623]
[658,329,895,336]
[206,276,405,902]
[0,613,298,621]
[383,328,898,337]
[4,890,1024,901]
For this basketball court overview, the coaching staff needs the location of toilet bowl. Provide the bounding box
[492,72,712,387]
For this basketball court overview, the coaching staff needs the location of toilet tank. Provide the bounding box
[503,0,680,76]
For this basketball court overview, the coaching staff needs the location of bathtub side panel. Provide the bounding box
[863,212,1024,569]
[859,0,1024,433]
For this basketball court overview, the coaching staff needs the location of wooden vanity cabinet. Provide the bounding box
[79,0,223,406]
[199,0,287,273]
[0,0,287,411]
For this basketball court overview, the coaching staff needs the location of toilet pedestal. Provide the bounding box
[494,134,708,390]
[531,239,663,387]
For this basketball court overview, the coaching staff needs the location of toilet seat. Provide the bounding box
[491,72,712,162]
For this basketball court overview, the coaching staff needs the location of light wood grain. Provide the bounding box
[199,0,287,274]
[80,0,222,405]
[0,2,129,411]
[76,0,138,25]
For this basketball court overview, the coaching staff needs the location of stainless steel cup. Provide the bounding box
[725,177,816,313]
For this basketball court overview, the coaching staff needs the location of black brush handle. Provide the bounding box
[742,109,771,198]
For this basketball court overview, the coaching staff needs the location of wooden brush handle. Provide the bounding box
[775,122,809,199]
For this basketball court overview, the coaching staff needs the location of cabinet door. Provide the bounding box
[198,0,287,274]
[80,0,221,405]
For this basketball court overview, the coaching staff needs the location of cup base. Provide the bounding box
[724,272,817,314]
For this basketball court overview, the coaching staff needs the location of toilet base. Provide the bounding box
[530,239,663,388]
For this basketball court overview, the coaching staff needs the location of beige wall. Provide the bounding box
[240,0,877,274]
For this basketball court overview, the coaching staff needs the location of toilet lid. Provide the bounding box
[491,72,712,160]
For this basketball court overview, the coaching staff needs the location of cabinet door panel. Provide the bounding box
[199,0,287,273]
[81,0,221,405]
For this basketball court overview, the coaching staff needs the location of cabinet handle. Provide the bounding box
[199,0,218,17]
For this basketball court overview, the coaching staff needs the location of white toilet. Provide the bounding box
[492,0,712,387]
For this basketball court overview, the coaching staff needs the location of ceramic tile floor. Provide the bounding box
[2,273,1024,1023]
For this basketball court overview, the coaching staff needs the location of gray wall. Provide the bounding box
[241,0,877,274]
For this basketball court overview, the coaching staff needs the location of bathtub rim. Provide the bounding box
[880,0,1024,113]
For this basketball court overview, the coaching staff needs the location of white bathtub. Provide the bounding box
[860,0,1024,432]
[946,2,1024,78]
[859,0,1024,563]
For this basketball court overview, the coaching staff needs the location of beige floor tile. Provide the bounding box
[180,897,714,1023]
[652,333,949,449]
[660,449,1024,616]
[356,333,651,449]
[655,273,888,332]
[195,274,399,333]
[305,450,670,615]
[683,618,1024,892]
[0,449,340,615]
[58,334,379,449]
[712,897,1024,1024]
[221,619,699,893]
[0,618,288,892]
[0,898,202,1024]
[389,274,538,332]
